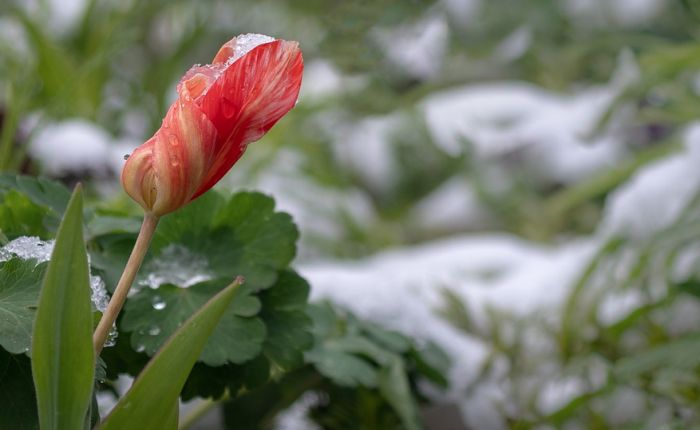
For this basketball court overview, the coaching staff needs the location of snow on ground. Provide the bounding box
[407,177,490,232]
[29,119,113,176]
[373,13,449,81]
[300,235,599,429]
[601,123,700,239]
[421,81,628,183]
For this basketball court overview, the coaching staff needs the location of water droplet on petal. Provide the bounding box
[152,295,166,310]
[221,98,236,119]
[148,326,161,336]
[135,344,146,353]
[168,134,179,146]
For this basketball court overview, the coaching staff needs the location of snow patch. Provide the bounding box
[28,119,113,176]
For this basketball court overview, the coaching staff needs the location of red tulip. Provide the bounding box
[122,34,303,217]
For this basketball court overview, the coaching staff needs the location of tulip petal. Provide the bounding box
[193,40,303,199]
[121,35,303,216]
[122,98,218,216]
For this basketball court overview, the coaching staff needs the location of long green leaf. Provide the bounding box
[100,278,243,430]
[31,185,94,430]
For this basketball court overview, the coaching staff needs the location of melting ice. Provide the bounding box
[138,244,212,289]
[0,236,116,344]
[226,33,275,66]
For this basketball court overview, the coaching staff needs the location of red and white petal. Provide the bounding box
[193,40,303,198]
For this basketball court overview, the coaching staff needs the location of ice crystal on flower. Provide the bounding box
[226,33,275,66]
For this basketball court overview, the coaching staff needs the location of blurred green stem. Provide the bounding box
[0,83,20,171]
[179,393,229,430]
[545,139,681,218]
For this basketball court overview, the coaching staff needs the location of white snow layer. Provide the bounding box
[601,123,700,239]
[373,14,449,80]
[421,81,626,183]
[300,235,598,429]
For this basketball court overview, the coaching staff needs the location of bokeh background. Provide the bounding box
[3,0,700,428]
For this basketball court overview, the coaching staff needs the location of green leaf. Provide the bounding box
[409,342,450,388]
[31,185,94,430]
[121,281,266,366]
[306,348,379,387]
[100,278,243,430]
[260,270,313,370]
[150,191,298,289]
[0,191,51,239]
[0,348,38,430]
[86,215,143,239]
[0,175,70,239]
[615,334,700,381]
[676,278,700,299]
[0,259,46,354]
[378,358,422,430]
[0,175,70,217]
[100,191,311,399]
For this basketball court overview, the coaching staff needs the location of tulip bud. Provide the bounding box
[122,34,303,216]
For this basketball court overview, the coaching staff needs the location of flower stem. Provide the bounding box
[93,212,159,355]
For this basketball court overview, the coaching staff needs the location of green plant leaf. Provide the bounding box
[0,259,46,354]
[100,278,243,430]
[0,175,70,239]
[99,191,311,399]
[306,348,379,387]
[0,191,52,239]
[121,280,266,366]
[150,191,298,290]
[0,348,38,430]
[0,175,70,218]
[259,270,313,370]
[31,185,94,430]
[615,334,700,381]
[378,358,421,430]
[0,174,70,239]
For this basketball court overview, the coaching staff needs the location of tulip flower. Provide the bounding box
[122,33,303,217]
[94,34,302,354]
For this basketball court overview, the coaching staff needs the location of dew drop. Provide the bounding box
[168,134,179,146]
[221,98,236,118]
[152,295,166,310]
[148,326,161,336]
[135,344,146,353]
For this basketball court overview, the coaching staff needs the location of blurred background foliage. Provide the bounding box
[2,0,700,428]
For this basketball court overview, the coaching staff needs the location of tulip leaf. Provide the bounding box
[31,185,95,430]
[100,279,242,430]
[0,259,46,354]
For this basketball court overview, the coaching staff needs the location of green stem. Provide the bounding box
[0,82,20,171]
[93,212,159,355]
[179,393,230,430]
